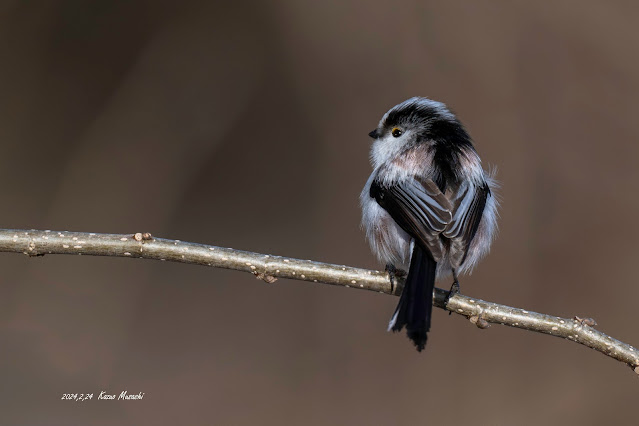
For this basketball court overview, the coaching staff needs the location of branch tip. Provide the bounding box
[469,314,491,329]
[254,272,277,284]
[574,316,598,327]
[133,232,153,242]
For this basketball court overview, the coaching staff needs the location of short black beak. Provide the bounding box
[368,129,379,139]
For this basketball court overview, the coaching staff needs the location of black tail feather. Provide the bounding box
[389,244,437,351]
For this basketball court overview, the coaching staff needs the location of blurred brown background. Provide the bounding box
[0,1,638,424]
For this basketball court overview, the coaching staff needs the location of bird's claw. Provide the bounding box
[385,264,406,294]
[446,279,461,315]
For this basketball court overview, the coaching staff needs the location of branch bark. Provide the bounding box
[1,228,637,374]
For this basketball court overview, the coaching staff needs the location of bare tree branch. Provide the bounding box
[1,228,637,374]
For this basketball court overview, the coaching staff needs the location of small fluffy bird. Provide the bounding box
[360,97,498,351]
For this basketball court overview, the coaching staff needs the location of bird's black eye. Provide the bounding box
[391,127,403,138]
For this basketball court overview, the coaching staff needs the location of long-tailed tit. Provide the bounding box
[360,97,498,351]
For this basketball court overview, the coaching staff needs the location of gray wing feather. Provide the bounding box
[371,177,452,262]
[443,180,489,268]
